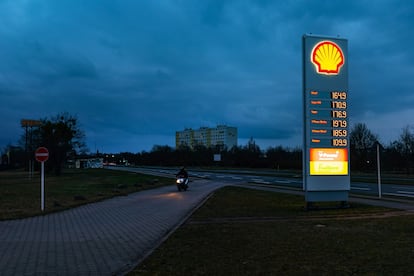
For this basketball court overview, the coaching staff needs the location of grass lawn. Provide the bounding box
[0,168,171,220]
[132,186,414,275]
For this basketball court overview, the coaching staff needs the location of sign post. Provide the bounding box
[21,119,42,179]
[35,147,49,211]
[377,142,382,199]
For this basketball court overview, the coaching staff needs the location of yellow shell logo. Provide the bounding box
[311,41,344,75]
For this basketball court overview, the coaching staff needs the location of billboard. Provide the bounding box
[302,34,350,203]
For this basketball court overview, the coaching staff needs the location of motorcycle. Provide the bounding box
[176,175,189,192]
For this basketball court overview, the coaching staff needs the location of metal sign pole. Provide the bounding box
[35,147,49,212]
[41,161,45,211]
[377,143,382,199]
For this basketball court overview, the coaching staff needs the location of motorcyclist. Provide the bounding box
[176,167,188,179]
[176,167,189,186]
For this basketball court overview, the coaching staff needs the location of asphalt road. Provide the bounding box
[109,166,414,213]
[111,166,414,200]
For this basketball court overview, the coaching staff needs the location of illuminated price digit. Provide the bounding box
[332,110,347,118]
[332,120,347,128]
[331,91,347,100]
[332,101,347,109]
[332,139,348,147]
[332,129,348,137]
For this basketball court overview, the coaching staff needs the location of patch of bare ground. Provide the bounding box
[187,210,414,224]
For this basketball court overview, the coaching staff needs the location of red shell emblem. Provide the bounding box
[311,41,344,75]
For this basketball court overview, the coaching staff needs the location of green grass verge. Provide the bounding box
[132,186,414,275]
[0,168,171,220]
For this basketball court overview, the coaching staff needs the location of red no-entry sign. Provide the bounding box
[35,147,49,162]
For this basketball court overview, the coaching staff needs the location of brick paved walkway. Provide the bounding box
[0,180,225,275]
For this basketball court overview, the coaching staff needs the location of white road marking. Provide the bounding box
[396,190,414,195]
[351,187,371,191]
[391,186,414,191]
[383,192,414,198]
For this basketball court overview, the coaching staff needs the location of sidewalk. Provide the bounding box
[0,180,225,275]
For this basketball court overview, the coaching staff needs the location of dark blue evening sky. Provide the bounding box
[1,0,413,152]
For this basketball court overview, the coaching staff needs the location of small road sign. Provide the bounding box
[35,147,49,163]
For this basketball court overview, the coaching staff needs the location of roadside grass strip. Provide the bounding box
[133,186,414,276]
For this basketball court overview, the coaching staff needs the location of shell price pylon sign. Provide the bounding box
[303,34,350,203]
[311,41,344,75]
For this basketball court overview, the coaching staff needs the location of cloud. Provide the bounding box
[1,0,414,152]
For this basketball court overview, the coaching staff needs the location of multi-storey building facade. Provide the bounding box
[176,125,237,149]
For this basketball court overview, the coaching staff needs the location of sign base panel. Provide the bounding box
[305,190,349,202]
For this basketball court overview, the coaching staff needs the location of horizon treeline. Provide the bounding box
[104,123,413,173]
[2,118,413,174]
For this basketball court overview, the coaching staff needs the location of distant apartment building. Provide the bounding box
[176,125,238,149]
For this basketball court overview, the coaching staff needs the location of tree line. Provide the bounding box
[1,112,413,174]
[106,139,302,170]
[107,123,414,174]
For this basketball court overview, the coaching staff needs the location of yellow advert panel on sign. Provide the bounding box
[309,148,348,175]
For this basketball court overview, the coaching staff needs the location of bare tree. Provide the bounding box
[349,123,378,171]
[393,125,414,173]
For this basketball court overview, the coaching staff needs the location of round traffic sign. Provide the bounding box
[35,147,49,162]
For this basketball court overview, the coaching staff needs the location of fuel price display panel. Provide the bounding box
[307,90,349,175]
[309,90,348,148]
